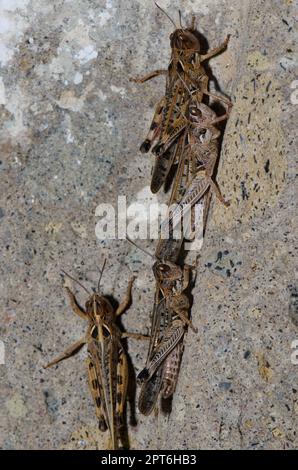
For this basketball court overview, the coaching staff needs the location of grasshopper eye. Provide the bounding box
[190,106,201,116]
[199,129,209,143]
[159,264,170,273]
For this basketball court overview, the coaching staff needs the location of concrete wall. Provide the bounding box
[0,0,297,449]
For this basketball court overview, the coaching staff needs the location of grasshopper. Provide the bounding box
[163,96,231,235]
[138,259,195,415]
[125,237,191,415]
[44,266,147,450]
[131,3,231,194]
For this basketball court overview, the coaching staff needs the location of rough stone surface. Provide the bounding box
[0,0,297,450]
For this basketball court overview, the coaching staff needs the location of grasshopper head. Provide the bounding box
[188,103,203,121]
[170,29,200,51]
[153,260,183,283]
[86,293,114,322]
[187,102,220,141]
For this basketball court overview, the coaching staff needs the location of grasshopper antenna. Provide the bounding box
[126,235,155,260]
[155,2,177,29]
[61,270,90,295]
[178,10,183,29]
[97,258,107,292]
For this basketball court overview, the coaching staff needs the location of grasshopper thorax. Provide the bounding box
[85,293,114,323]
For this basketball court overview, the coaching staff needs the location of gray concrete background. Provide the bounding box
[0,0,297,449]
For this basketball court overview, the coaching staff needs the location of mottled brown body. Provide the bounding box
[132,17,230,195]
[162,340,184,399]
[138,260,194,415]
[44,278,146,449]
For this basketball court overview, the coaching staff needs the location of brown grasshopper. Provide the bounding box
[44,266,147,450]
[163,97,231,234]
[125,237,192,415]
[131,3,231,194]
[138,259,195,415]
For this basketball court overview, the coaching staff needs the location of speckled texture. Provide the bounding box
[0,0,297,450]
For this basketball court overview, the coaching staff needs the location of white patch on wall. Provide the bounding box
[0,1,29,66]
[73,71,83,85]
[75,44,98,65]
[36,20,99,81]
[66,129,74,143]
[63,114,75,144]
[1,85,30,146]
[98,10,112,27]
[110,85,126,98]
[0,77,6,104]
[0,0,30,12]
[98,0,115,27]
[105,117,114,133]
[56,83,94,113]
[97,89,107,101]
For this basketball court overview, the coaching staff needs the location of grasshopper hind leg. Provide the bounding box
[87,358,108,432]
[114,347,129,449]
[140,97,165,153]
[43,337,86,369]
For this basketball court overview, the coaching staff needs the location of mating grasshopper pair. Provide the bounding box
[44,266,147,450]
[132,3,232,208]
[132,4,232,415]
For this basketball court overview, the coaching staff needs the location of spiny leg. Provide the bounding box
[169,297,198,333]
[182,265,191,291]
[201,35,230,62]
[121,332,149,341]
[209,178,230,207]
[140,96,165,153]
[44,337,86,368]
[115,348,128,449]
[203,89,233,110]
[210,107,232,125]
[65,286,87,320]
[116,277,135,316]
[130,69,167,84]
[86,358,108,435]
[175,309,198,333]
[203,190,212,232]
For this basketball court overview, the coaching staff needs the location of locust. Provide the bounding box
[138,260,195,415]
[162,94,231,235]
[44,266,147,450]
[125,237,191,415]
[131,3,231,195]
